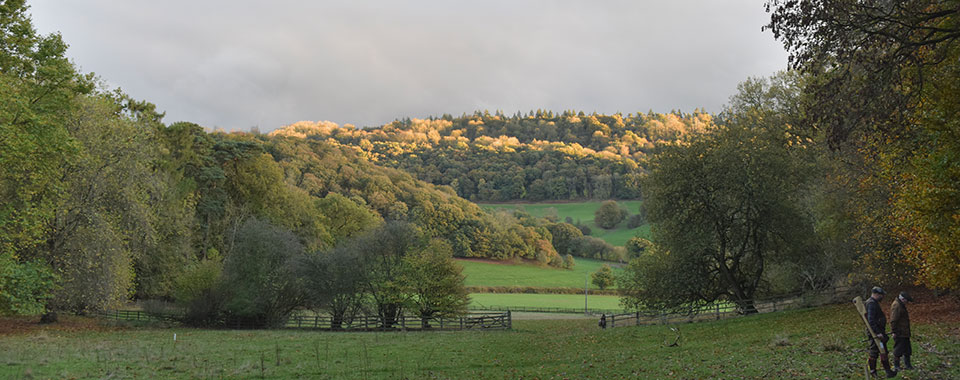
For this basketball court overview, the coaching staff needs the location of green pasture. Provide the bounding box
[457,257,622,289]
[470,293,624,312]
[480,200,649,246]
[3,304,957,379]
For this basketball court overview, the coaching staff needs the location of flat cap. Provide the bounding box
[871,286,886,295]
[899,291,913,302]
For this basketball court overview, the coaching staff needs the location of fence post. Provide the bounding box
[507,311,512,329]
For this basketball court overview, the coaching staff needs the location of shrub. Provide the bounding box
[626,213,645,229]
[591,264,616,290]
[594,201,626,229]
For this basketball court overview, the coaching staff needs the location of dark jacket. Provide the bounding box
[865,296,886,335]
[890,298,910,338]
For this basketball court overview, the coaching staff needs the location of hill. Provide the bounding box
[270,111,716,202]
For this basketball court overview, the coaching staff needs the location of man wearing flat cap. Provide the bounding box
[865,286,896,377]
[890,291,914,371]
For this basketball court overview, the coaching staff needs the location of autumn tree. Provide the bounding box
[766,0,960,290]
[0,0,90,314]
[638,110,814,313]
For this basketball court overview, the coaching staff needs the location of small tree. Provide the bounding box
[358,222,423,328]
[403,240,469,327]
[220,218,305,328]
[594,201,626,229]
[591,264,616,290]
[295,243,365,329]
[563,254,576,269]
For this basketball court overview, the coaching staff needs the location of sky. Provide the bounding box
[30,0,788,132]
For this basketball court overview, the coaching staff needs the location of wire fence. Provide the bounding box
[605,285,856,328]
[468,305,624,315]
[97,310,511,331]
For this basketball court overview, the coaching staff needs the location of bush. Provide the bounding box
[173,258,222,306]
[591,264,616,290]
[594,201,626,229]
[576,223,592,236]
[626,213,645,229]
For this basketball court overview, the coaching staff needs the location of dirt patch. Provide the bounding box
[0,315,122,336]
[902,288,960,325]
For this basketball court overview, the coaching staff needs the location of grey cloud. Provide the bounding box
[30,0,786,131]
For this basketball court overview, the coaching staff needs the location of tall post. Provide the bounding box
[584,272,589,315]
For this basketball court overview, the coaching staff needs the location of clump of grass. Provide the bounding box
[771,334,791,347]
[822,338,844,352]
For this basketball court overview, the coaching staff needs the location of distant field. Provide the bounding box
[479,200,649,246]
[470,293,624,312]
[457,257,622,290]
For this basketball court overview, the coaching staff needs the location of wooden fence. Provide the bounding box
[606,285,856,328]
[98,310,511,332]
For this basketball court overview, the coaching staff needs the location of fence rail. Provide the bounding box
[97,310,511,332]
[606,285,856,328]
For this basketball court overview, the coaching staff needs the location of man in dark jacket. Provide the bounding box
[865,286,897,378]
[890,291,914,371]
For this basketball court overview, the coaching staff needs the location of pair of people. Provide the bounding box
[865,286,914,378]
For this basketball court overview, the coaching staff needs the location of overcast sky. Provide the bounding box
[30,0,787,132]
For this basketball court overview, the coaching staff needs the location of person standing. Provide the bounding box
[865,286,897,378]
[599,313,607,329]
[890,291,914,371]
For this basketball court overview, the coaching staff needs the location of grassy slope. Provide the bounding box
[458,257,621,289]
[3,305,957,379]
[480,200,650,246]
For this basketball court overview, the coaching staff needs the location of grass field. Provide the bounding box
[458,257,622,289]
[480,200,650,246]
[3,304,957,379]
[470,293,624,312]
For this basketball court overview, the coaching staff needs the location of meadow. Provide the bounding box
[479,200,649,246]
[470,293,624,312]
[457,256,622,289]
[3,304,957,379]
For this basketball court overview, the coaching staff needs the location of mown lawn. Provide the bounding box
[470,293,624,312]
[2,304,957,379]
[458,257,622,289]
[480,200,650,246]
